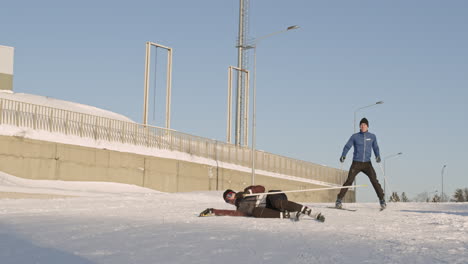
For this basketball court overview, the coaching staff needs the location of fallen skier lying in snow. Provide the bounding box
[199,185,325,222]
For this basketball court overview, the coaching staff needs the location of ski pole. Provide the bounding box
[339,161,344,183]
[243,185,368,197]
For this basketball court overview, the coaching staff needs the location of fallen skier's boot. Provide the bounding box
[295,207,325,222]
[315,213,325,222]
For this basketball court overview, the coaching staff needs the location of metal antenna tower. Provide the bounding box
[235,0,250,146]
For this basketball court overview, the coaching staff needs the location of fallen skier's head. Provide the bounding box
[223,189,236,204]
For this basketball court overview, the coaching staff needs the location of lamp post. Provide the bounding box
[245,25,300,185]
[383,152,403,200]
[354,101,384,133]
[441,164,447,202]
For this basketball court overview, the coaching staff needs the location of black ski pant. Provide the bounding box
[337,161,384,201]
[251,191,304,218]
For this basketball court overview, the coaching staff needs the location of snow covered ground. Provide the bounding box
[0,172,467,264]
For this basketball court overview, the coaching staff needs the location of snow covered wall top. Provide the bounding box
[0,90,134,122]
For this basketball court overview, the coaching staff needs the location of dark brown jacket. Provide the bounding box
[213,185,265,217]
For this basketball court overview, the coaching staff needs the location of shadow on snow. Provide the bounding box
[400,210,468,217]
[0,232,95,264]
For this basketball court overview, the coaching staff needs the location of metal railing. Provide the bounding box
[0,98,345,185]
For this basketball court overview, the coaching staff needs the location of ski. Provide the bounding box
[292,214,325,222]
[291,216,301,222]
[326,206,357,212]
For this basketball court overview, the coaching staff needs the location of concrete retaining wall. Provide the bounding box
[0,135,355,203]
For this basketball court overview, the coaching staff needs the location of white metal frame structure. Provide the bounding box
[227,66,249,145]
[143,41,173,129]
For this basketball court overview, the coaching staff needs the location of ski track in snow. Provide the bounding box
[0,173,467,264]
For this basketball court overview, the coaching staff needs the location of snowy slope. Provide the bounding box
[0,91,134,122]
[0,172,467,264]
[0,171,160,197]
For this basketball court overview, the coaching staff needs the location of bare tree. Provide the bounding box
[401,192,409,202]
[414,191,430,202]
[453,189,465,202]
[441,193,450,202]
[389,192,401,202]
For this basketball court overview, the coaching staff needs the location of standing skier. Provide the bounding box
[199,185,325,222]
[336,118,386,209]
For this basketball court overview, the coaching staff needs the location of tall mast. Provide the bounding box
[235,0,250,146]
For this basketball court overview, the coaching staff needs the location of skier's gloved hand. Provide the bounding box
[339,156,345,163]
[199,208,214,217]
[376,156,381,163]
[237,191,247,198]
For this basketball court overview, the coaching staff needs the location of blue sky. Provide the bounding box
[1,0,467,202]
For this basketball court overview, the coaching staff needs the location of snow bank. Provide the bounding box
[0,171,160,197]
[0,91,134,122]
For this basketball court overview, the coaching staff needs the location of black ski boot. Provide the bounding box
[335,199,343,209]
[380,200,386,210]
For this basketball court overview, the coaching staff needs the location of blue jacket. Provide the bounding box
[342,131,380,162]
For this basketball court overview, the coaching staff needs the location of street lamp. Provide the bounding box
[354,101,384,133]
[245,25,300,185]
[383,152,403,201]
[441,164,447,202]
